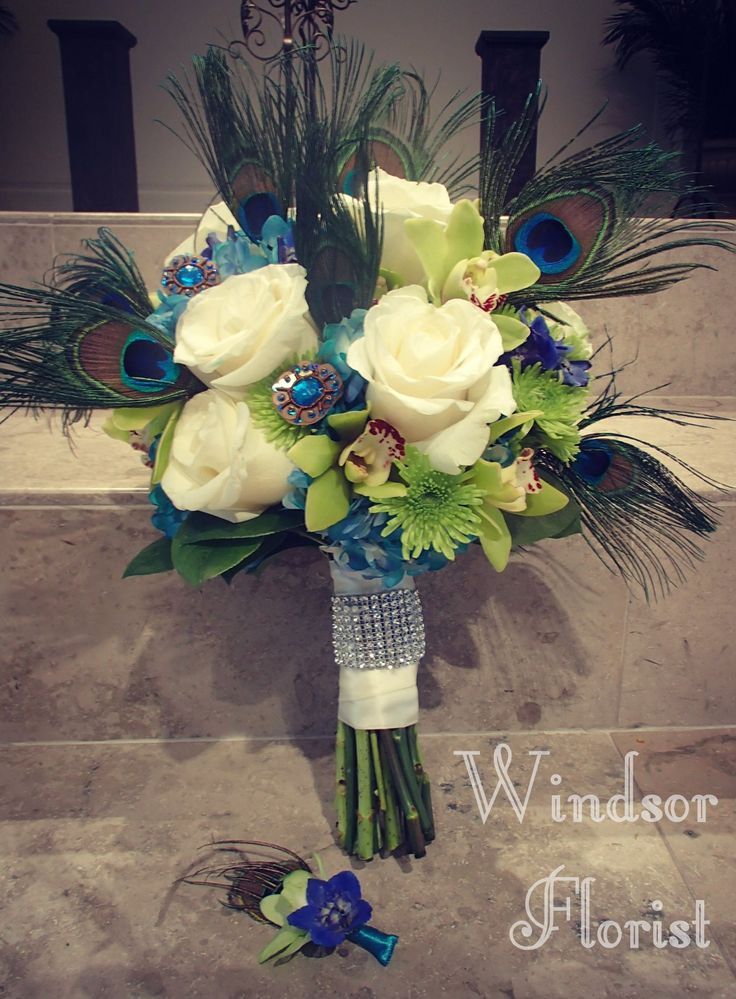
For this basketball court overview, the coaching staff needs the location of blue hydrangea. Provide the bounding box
[283,468,311,511]
[210,228,269,279]
[319,309,367,408]
[325,499,453,587]
[260,215,296,264]
[205,215,296,280]
[149,484,188,539]
[146,292,190,341]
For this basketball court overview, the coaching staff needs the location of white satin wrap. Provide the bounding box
[330,563,421,730]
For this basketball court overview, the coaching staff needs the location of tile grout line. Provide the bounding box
[3,722,736,749]
[652,819,736,981]
[603,730,736,982]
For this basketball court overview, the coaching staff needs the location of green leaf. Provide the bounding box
[506,499,582,547]
[222,532,318,582]
[493,313,532,352]
[288,434,342,477]
[553,513,582,539]
[123,537,173,578]
[105,402,179,435]
[487,411,542,445]
[257,926,309,965]
[176,508,305,545]
[171,536,262,585]
[305,467,350,531]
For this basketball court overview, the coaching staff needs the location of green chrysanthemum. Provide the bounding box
[511,359,588,464]
[244,353,317,450]
[368,448,484,560]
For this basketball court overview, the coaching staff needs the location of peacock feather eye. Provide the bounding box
[513,212,581,275]
[161,254,220,297]
[121,331,180,393]
[238,191,282,242]
[271,361,343,427]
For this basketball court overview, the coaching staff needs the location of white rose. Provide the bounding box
[347,286,515,475]
[174,263,317,395]
[161,389,294,523]
[344,168,454,286]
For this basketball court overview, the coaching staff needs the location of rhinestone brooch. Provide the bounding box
[272,361,343,426]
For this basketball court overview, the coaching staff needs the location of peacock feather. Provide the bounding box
[52,227,154,318]
[535,372,727,598]
[480,90,735,303]
[178,840,311,920]
[0,281,198,428]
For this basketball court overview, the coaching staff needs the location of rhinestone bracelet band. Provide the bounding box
[331,589,426,670]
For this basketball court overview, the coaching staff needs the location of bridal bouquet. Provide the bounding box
[0,41,728,861]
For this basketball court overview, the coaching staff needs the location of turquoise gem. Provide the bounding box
[176,262,205,287]
[291,376,324,407]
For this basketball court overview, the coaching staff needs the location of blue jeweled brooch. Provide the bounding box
[272,361,343,426]
[161,254,220,297]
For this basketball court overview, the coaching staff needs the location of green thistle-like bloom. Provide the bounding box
[369,448,484,560]
[511,359,588,463]
[244,353,316,450]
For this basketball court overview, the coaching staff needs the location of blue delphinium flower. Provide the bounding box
[287,871,372,948]
[560,356,592,388]
[503,309,590,388]
[319,309,367,407]
[149,484,188,538]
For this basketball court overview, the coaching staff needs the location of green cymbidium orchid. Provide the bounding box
[288,408,405,532]
[470,450,570,572]
[257,869,311,964]
[102,401,183,485]
[404,199,541,351]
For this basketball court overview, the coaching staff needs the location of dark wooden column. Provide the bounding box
[48,20,139,212]
[475,30,549,200]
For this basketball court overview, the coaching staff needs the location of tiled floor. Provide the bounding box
[1,215,735,997]
[2,486,735,996]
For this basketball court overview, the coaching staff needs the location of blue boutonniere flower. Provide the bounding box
[286,870,372,948]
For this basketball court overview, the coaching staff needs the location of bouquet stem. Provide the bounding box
[336,722,435,860]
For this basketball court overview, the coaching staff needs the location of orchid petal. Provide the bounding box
[288,435,342,478]
[491,252,541,293]
[493,313,532,352]
[305,467,350,531]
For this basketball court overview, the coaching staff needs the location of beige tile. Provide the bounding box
[420,539,629,732]
[0,508,335,742]
[611,730,736,975]
[0,219,54,286]
[618,507,736,728]
[51,220,199,290]
[1,735,734,998]
[0,411,150,493]
[577,236,736,397]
